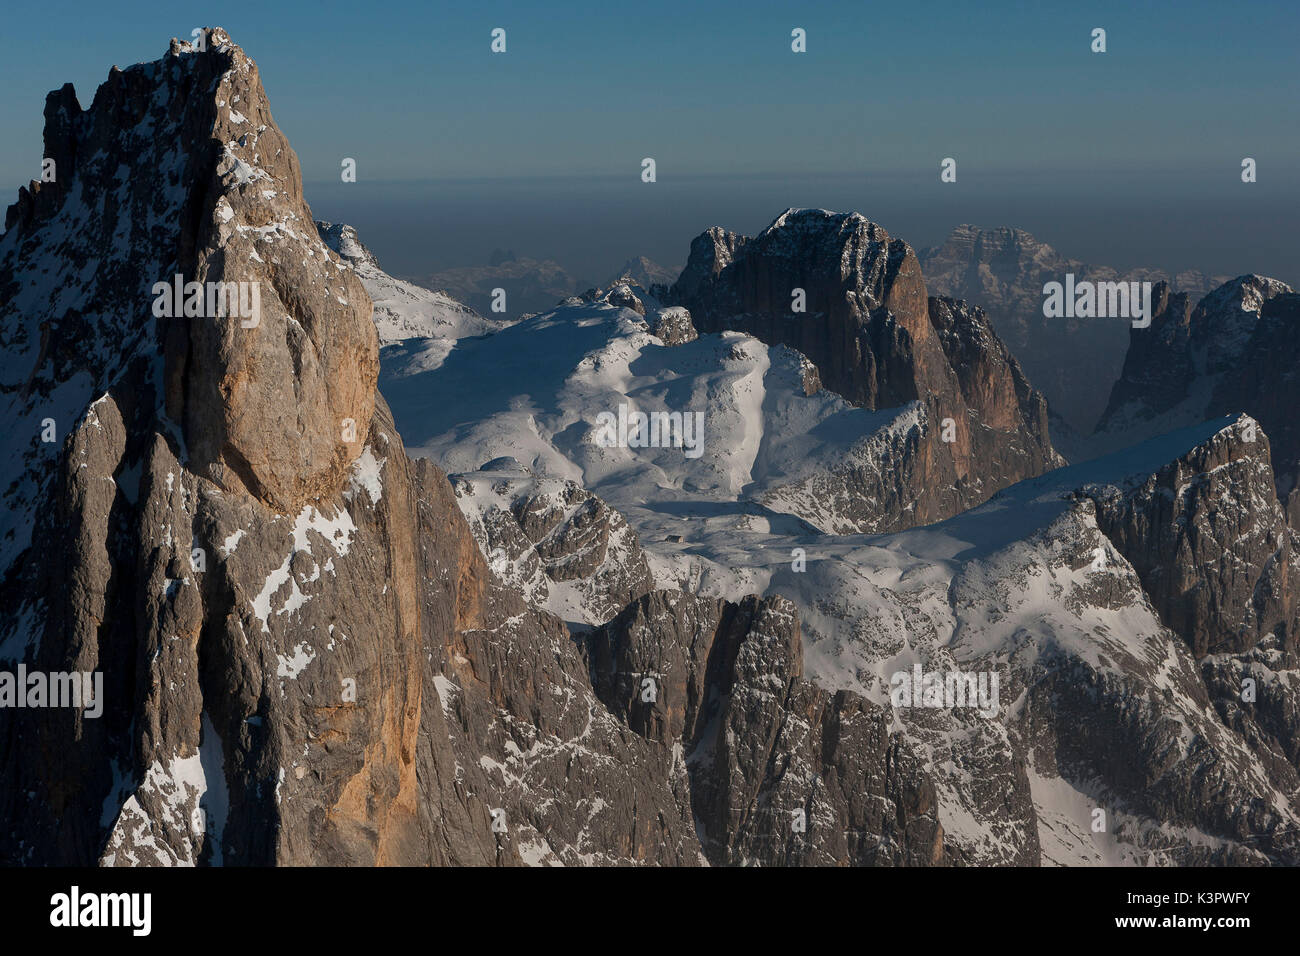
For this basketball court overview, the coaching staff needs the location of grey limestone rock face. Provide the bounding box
[1077,417,1300,659]
[671,209,1062,531]
[588,591,946,865]
[1096,277,1300,511]
[919,223,1226,432]
[4,29,1300,870]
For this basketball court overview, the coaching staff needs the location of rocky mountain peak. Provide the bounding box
[919,224,1227,433]
[1,29,448,866]
[929,222,1045,259]
[672,208,937,408]
[1077,415,1300,658]
[316,221,381,271]
[606,255,679,290]
[667,208,1060,528]
[7,29,1300,873]
[4,27,378,516]
[1094,275,1300,504]
[1187,274,1291,372]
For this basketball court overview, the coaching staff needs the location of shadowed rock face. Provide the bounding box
[1094,277,1300,508]
[670,209,1061,529]
[919,224,1226,433]
[0,30,951,868]
[587,591,947,866]
[1077,418,1300,659]
[5,31,1300,870]
[1213,293,1300,512]
[1094,282,1195,424]
[673,210,940,411]
[927,294,1055,486]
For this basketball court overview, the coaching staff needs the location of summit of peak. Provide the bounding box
[165,26,253,63]
[763,207,876,235]
[1,24,378,514]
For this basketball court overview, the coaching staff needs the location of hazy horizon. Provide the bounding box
[303,171,1300,290]
[6,5,1300,885]
[4,1,1296,290]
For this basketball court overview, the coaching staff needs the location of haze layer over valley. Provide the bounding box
[2,27,1298,870]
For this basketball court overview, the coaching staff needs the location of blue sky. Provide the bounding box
[2,2,1297,283]
[3,1,1298,184]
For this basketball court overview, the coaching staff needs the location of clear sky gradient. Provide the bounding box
[2,1,1297,281]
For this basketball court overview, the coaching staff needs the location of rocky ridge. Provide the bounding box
[669,208,1062,528]
[3,31,1298,869]
[1093,275,1300,515]
[316,221,509,345]
[919,223,1226,432]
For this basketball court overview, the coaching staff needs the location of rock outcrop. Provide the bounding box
[649,305,698,346]
[588,591,946,865]
[919,224,1225,432]
[449,459,655,626]
[1076,416,1300,658]
[673,210,940,411]
[1093,276,1300,509]
[1091,282,1195,427]
[670,209,1061,527]
[928,295,1055,489]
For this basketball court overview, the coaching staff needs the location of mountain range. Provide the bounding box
[2,30,1298,867]
[919,224,1227,433]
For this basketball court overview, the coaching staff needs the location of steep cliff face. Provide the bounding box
[0,30,687,867]
[1092,282,1195,425]
[919,224,1225,432]
[673,210,947,412]
[0,28,428,865]
[670,209,1060,527]
[0,29,957,869]
[588,591,946,866]
[1076,417,1300,659]
[1066,420,1300,859]
[1212,292,1300,514]
[927,295,1055,489]
[1094,276,1299,501]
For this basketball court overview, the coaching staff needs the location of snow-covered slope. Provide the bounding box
[317,221,512,345]
[602,411,1299,863]
[380,289,933,546]
[449,457,655,626]
[379,275,1300,863]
